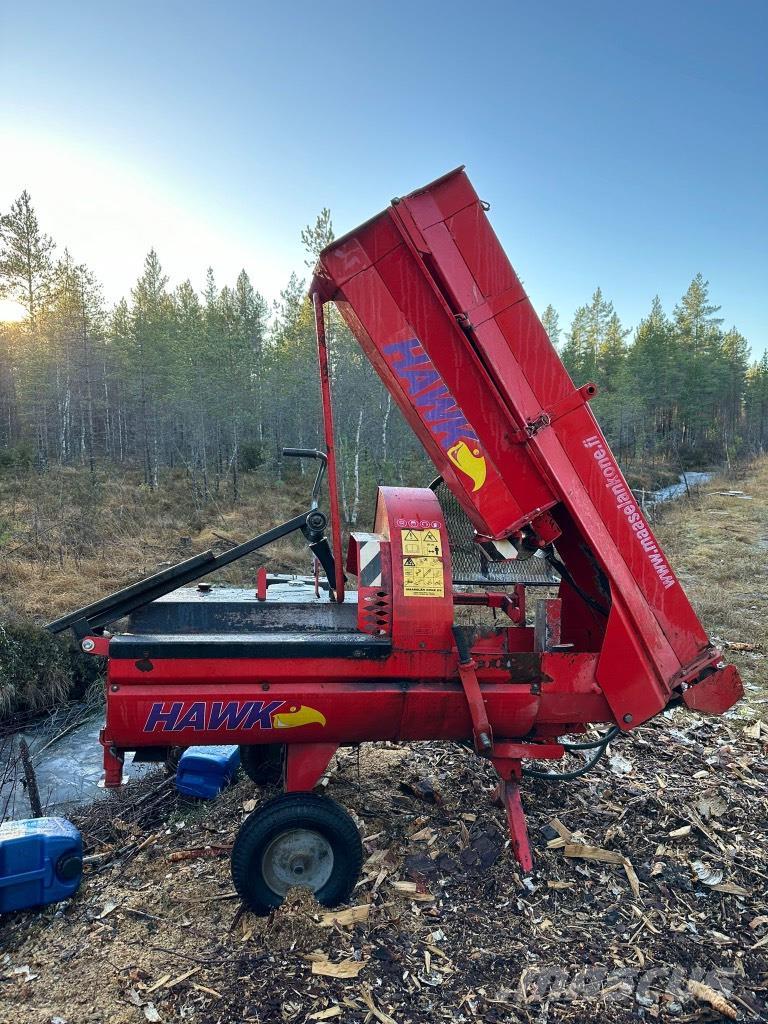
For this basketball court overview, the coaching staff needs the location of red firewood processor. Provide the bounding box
[48,168,743,914]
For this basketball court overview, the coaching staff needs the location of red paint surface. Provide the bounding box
[313,168,743,727]
[98,170,742,808]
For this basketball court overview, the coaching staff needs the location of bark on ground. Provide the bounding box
[1,716,766,1024]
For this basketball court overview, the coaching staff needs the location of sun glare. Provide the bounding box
[0,299,27,323]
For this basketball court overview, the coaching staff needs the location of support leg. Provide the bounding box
[284,743,339,793]
[501,778,533,874]
[100,730,125,788]
[490,751,545,874]
[488,742,564,872]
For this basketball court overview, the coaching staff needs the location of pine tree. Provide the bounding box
[232,269,269,454]
[300,208,333,269]
[0,323,19,450]
[624,296,680,456]
[562,289,625,391]
[540,305,561,350]
[172,279,208,495]
[720,327,749,447]
[745,353,768,451]
[41,254,105,470]
[0,191,54,326]
[596,312,630,392]
[561,304,590,382]
[673,274,724,456]
[129,250,172,488]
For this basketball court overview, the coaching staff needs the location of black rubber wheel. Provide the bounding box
[231,793,363,915]
[240,744,284,785]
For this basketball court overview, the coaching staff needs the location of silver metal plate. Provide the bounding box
[261,828,334,896]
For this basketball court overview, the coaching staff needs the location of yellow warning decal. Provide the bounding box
[402,555,444,598]
[400,528,442,557]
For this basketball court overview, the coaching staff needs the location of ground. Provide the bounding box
[1,719,766,1024]
[650,461,768,714]
[0,463,767,1023]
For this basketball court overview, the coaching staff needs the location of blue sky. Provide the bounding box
[1,0,766,355]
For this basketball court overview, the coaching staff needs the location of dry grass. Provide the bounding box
[0,465,316,719]
[1,459,766,718]
[654,457,768,708]
[0,466,313,624]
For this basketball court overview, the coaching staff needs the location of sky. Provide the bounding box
[0,0,766,355]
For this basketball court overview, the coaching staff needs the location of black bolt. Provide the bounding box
[307,510,326,531]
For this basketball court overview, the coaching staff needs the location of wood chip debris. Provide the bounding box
[390,880,435,901]
[162,967,199,988]
[360,984,398,1024]
[307,953,369,978]
[3,706,766,1022]
[687,979,739,1019]
[167,845,231,862]
[711,881,750,896]
[668,825,692,838]
[562,843,641,896]
[192,983,222,998]
[319,904,370,928]
[144,974,172,994]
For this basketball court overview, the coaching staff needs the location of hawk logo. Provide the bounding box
[143,700,327,733]
[383,338,487,492]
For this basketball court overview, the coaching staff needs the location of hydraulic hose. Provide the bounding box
[458,725,622,781]
[522,727,619,780]
[545,551,609,618]
[561,725,620,750]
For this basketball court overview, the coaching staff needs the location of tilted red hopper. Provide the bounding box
[49,168,742,913]
[311,166,742,727]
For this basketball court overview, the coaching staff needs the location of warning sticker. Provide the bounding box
[400,528,442,557]
[402,555,444,598]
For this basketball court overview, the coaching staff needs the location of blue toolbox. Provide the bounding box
[0,817,83,912]
[176,745,240,799]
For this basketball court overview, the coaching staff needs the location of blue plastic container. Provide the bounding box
[0,817,83,912]
[176,745,240,799]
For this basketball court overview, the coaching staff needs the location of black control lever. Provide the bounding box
[282,448,327,509]
[48,451,333,637]
[283,448,344,597]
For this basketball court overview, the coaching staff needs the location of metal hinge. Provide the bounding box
[525,413,551,437]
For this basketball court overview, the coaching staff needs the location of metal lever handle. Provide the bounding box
[282,448,327,462]
[281,448,327,508]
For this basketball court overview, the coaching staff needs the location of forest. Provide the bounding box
[1,189,767,517]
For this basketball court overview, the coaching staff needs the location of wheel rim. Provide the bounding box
[261,828,334,896]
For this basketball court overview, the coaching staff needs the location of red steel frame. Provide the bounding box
[311,167,743,726]
[312,293,345,601]
[92,169,743,872]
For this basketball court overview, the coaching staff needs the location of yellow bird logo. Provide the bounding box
[272,705,327,729]
[447,440,487,492]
